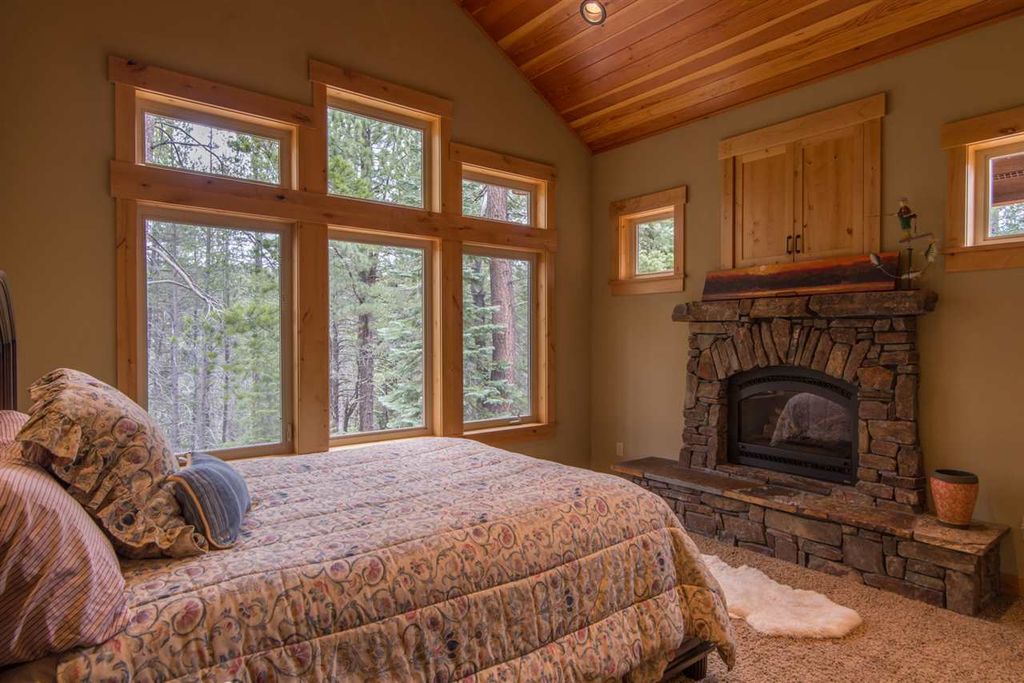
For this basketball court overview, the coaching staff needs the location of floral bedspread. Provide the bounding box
[58,438,735,682]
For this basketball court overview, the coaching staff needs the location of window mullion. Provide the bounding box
[435,239,464,437]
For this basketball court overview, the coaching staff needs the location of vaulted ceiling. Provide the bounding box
[458,0,1024,151]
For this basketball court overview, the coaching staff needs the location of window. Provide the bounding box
[972,140,1024,243]
[327,105,428,208]
[143,213,290,456]
[634,215,675,275]
[138,98,290,186]
[328,234,429,440]
[942,103,1024,272]
[113,56,557,454]
[463,250,535,426]
[609,186,686,295]
[452,143,553,230]
[462,173,533,225]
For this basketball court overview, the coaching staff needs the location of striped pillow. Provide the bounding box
[167,453,251,549]
[0,459,128,665]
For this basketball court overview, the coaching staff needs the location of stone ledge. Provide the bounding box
[672,290,938,323]
[614,457,1006,615]
[612,457,1008,555]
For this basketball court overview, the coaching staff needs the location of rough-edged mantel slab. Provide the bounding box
[612,457,1007,555]
[672,290,938,322]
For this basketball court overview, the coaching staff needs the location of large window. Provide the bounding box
[327,106,426,208]
[113,57,556,455]
[463,250,534,426]
[328,235,429,439]
[144,215,289,455]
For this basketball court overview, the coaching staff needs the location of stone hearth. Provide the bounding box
[613,458,1007,615]
[674,290,938,513]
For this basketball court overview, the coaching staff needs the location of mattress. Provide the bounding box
[54,437,735,681]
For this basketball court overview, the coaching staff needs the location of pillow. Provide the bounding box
[167,453,251,549]
[0,459,129,666]
[0,411,27,461]
[15,368,206,558]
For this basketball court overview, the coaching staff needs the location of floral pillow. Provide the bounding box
[16,369,206,558]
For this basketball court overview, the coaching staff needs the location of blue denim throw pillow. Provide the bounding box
[167,453,250,549]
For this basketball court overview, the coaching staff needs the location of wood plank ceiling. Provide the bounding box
[458,0,1024,151]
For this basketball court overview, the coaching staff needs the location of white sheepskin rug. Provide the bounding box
[702,554,862,638]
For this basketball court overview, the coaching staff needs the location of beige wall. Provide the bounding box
[591,16,1024,580]
[0,0,592,467]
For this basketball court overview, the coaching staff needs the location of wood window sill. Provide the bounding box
[944,242,1024,272]
[463,422,555,443]
[609,275,684,296]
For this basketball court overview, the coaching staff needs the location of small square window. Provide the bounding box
[141,109,286,185]
[976,144,1024,243]
[327,106,426,208]
[634,216,675,275]
[609,186,686,295]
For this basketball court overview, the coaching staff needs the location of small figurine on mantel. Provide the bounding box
[869,198,938,289]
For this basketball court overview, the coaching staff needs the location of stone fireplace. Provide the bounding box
[613,289,1010,615]
[676,290,933,513]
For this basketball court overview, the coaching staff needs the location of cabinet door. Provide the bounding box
[795,124,864,261]
[734,144,795,267]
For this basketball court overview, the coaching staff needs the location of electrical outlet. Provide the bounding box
[615,442,624,458]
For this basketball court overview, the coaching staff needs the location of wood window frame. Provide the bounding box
[326,227,436,447]
[451,142,556,231]
[126,203,296,460]
[609,186,686,295]
[111,56,558,454]
[942,103,1024,273]
[135,93,297,188]
[718,93,883,269]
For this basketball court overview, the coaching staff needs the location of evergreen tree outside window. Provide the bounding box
[462,176,532,225]
[144,217,288,455]
[327,107,426,208]
[462,251,534,425]
[327,237,428,437]
[634,217,675,275]
[142,109,285,185]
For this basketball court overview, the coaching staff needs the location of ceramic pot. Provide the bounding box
[930,469,979,528]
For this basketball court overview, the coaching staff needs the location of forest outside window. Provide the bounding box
[463,249,536,428]
[942,104,1024,272]
[327,232,431,443]
[327,102,429,209]
[462,171,534,226]
[137,96,292,186]
[142,211,292,457]
[609,186,686,295]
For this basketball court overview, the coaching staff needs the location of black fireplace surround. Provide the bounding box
[728,367,858,485]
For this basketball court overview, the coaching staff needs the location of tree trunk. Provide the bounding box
[484,185,517,414]
[355,257,379,432]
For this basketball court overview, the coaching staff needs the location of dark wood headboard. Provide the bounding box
[0,271,15,410]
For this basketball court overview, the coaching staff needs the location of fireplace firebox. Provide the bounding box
[728,367,858,484]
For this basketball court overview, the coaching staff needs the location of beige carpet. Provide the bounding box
[683,536,1024,683]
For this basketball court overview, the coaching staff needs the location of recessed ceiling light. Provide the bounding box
[580,1,607,26]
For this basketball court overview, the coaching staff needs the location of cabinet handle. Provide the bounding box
[795,234,803,253]
[786,235,793,254]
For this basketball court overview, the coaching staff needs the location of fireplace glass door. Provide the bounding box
[728,368,857,483]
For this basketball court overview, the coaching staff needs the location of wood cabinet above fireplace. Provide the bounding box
[719,94,884,269]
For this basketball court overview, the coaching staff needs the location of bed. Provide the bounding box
[4,437,735,682]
